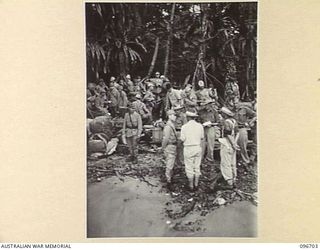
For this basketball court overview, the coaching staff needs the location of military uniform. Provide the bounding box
[132,99,152,124]
[108,86,120,117]
[235,104,256,165]
[122,111,142,162]
[196,88,216,103]
[165,89,182,110]
[198,103,220,163]
[181,88,198,113]
[225,81,240,109]
[162,119,178,183]
[220,109,238,186]
[174,108,187,166]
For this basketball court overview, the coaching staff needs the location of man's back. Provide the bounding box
[181,120,204,146]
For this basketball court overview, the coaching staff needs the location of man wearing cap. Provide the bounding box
[109,76,116,86]
[224,77,240,109]
[165,82,182,111]
[173,105,188,167]
[234,101,256,168]
[117,81,128,116]
[143,84,156,120]
[96,78,108,93]
[180,111,204,191]
[181,83,198,113]
[125,74,135,94]
[162,109,178,191]
[219,107,238,188]
[199,99,221,164]
[132,93,152,124]
[108,81,121,117]
[196,80,217,104]
[122,103,143,164]
[134,76,145,94]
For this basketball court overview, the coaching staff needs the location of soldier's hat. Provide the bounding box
[167,109,176,116]
[200,99,215,106]
[198,80,205,87]
[173,105,184,111]
[185,111,198,117]
[220,107,234,117]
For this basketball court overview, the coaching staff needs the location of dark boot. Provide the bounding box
[132,156,138,164]
[126,155,134,162]
[167,182,173,192]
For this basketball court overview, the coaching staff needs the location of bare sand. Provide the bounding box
[87,176,257,238]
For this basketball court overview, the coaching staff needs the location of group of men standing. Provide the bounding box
[87,73,256,192]
[160,79,256,192]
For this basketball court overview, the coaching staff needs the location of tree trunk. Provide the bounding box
[119,50,126,77]
[147,37,160,78]
[164,3,176,77]
[200,3,209,86]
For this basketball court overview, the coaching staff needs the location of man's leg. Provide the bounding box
[237,128,250,164]
[220,142,233,186]
[132,135,138,163]
[164,145,177,184]
[205,127,216,163]
[126,136,133,161]
[184,147,194,191]
[201,135,207,161]
[193,146,202,189]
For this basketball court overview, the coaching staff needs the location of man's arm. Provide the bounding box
[200,124,205,141]
[161,126,170,149]
[180,126,186,142]
[137,114,143,137]
[123,93,128,107]
[122,114,127,136]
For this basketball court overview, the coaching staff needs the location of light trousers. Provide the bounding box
[184,145,202,179]
[237,128,250,164]
[164,145,177,182]
[202,126,216,162]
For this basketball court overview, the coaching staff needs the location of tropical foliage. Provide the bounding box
[86,2,257,99]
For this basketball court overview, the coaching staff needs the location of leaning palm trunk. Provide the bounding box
[199,3,209,86]
[163,3,175,77]
[147,37,160,78]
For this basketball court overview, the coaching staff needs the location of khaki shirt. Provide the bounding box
[109,87,120,107]
[196,88,216,103]
[162,120,178,149]
[119,91,128,107]
[181,89,198,108]
[199,106,220,124]
[132,100,149,116]
[165,89,181,110]
[122,111,142,137]
[235,106,255,125]
[143,90,155,102]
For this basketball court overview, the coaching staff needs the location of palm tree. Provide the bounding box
[86,3,147,79]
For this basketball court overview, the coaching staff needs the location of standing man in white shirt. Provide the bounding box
[180,111,204,191]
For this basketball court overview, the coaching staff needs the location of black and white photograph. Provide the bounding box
[86,2,257,237]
